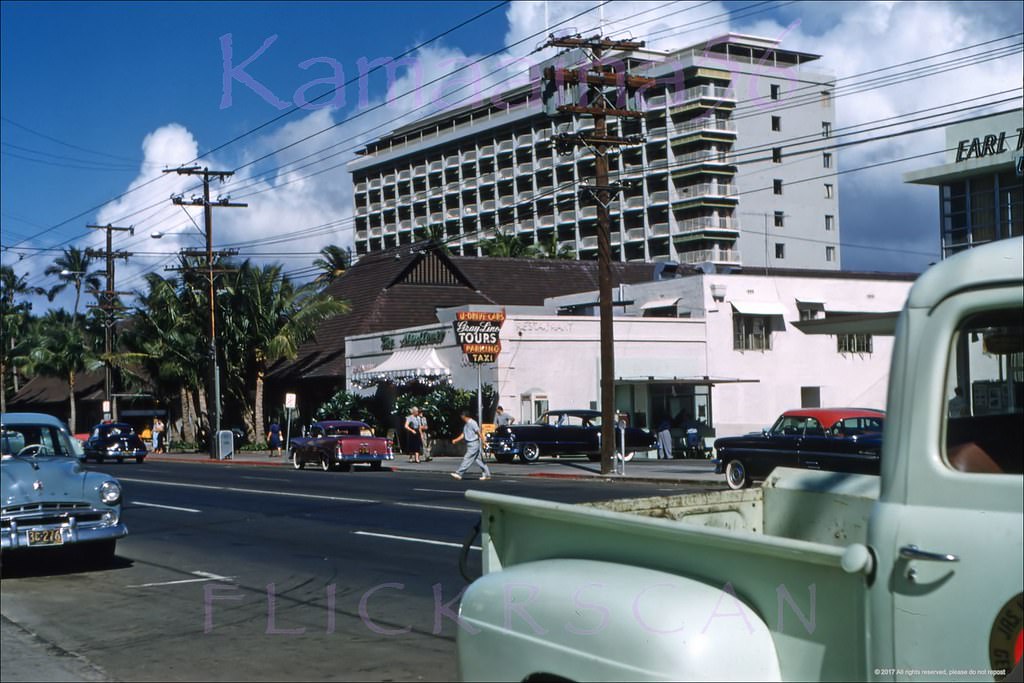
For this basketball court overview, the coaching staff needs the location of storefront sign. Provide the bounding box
[453,310,506,364]
[955,126,1024,163]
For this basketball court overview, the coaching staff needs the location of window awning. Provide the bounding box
[731,301,787,316]
[351,348,451,387]
[792,312,900,336]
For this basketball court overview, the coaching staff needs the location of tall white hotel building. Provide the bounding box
[350,34,841,269]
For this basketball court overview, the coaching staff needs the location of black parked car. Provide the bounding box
[712,408,884,489]
[83,422,148,464]
[486,409,656,464]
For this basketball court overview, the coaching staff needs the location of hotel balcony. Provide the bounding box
[518,190,534,202]
[430,212,444,224]
[676,247,742,265]
[481,200,496,213]
[480,172,496,185]
[649,191,670,206]
[356,203,368,216]
[520,218,535,231]
[625,227,646,242]
[674,216,741,236]
[498,195,516,209]
[464,204,478,217]
[413,191,427,203]
[445,155,460,169]
[355,230,368,241]
[624,195,645,211]
[399,219,412,232]
[517,162,534,175]
[384,173,396,184]
[462,150,477,164]
[428,186,443,198]
[536,157,554,170]
[480,144,495,157]
[429,160,444,173]
[370,202,382,212]
[445,182,460,194]
[645,93,667,109]
[672,149,733,168]
[558,210,576,224]
[650,222,670,237]
[498,167,515,180]
[413,164,427,176]
[355,181,368,193]
[579,205,597,220]
[668,85,736,108]
[369,178,382,190]
[445,208,461,221]
[414,216,428,228]
[497,139,515,153]
[463,177,478,190]
[538,214,556,228]
[370,227,383,238]
[398,169,411,181]
[515,134,533,148]
[672,183,738,202]
[670,118,737,138]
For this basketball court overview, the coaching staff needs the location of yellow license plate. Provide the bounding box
[28,529,64,546]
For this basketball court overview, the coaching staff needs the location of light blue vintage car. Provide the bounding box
[1,412,127,561]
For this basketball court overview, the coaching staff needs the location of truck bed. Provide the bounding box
[465,468,879,681]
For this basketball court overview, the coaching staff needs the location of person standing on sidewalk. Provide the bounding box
[405,407,423,463]
[451,410,490,481]
[267,421,282,457]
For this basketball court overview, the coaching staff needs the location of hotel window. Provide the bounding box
[771,115,781,131]
[773,179,783,195]
[775,243,786,259]
[822,121,832,137]
[774,211,785,227]
[772,147,783,163]
[825,214,835,231]
[826,245,836,261]
[823,152,832,168]
[820,90,832,106]
[770,84,781,100]
[825,183,834,199]
[734,313,773,351]
[838,333,873,354]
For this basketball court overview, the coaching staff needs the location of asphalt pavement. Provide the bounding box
[146,447,725,485]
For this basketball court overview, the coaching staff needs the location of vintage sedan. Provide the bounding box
[289,420,394,472]
[1,412,127,561]
[712,408,885,489]
[83,422,148,464]
[486,409,657,464]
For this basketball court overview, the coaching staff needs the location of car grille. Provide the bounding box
[1,502,106,528]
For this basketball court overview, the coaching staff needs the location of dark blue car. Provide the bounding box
[83,422,148,464]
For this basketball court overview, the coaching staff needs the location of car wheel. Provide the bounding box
[95,455,104,464]
[338,463,352,472]
[321,457,333,472]
[292,450,304,470]
[135,455,144,464]
[116,456,124,464]
[520,443,540,463]
[495,453,515,464]
[370,460,382,471]
[725,460,749,490]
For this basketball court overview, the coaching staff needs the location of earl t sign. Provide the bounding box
[453,310,505,364]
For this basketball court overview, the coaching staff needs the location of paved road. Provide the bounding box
[1,460,720,682]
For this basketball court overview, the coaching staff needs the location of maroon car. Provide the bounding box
[289,420,393,472]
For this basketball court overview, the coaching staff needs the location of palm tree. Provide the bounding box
[0,265,44,411]
[481,230,532,258]
[312,245,351,287]
[226,262,349,442]
[529,236,576,260]
[44,247,102,318]
[17,310,101,433]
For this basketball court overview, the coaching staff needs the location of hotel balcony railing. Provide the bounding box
[579,205,597,220]
[668,85,736,108]
[413,191,427,202]
[624,195,645,210]
[536,157,554,170]
[672,183,738,200]
[647,125,668,139]
[462,150,477,164]
[369,178,382,189]
[649,191,670,205]
[428,186,443,198]
[481,200,497,212]
[517,162,534,175]
[355,203,369,216]
[399,220,412,231]
[370,227,383,238]
[650,222,670,237]
[676,247,742,265]
[556,183,575,196]
[414,217,428,228]
[398,169,411,181]
[645,93,667,108]
[480,144,495,156]
[463,177,478,190]
[355,230,368,241]
[413,165,427,176]
[558,210,576,223]
[520,218,535,231]
[445,156,460,168]
[622,162,644,176]
[498,167,515,180]
[497,139,515,153]
[464,204,478,217]
[384,173,396,184]
[446,208,461,220]
[370,202,382,212]
[445,182,460,194]
[431,212,444,223]
[670,118,737,137]
[580,235,598,249]
[538,215,556,228]
[480,172,496,185]
[498,196,516,208]
[536,183,553,194]
[672,150,733,166]
[355,181,368,193]
[626,227,646,241]
[674,217,740,234]
[428,160,443,172]
[516,134,533,147]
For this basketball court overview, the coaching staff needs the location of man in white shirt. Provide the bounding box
[451,410,491,481]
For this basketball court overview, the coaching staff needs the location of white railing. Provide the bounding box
[518,191,534,202]
[520,218,535,231]
[673,183,738,200]
[646,93,667,108]
[516,134,533,147]
[670,118,737,136]
[626,227,646,241]
[429,160,444,173]
[355,230,368,241]
[497,140,515,153]
[677,247,742,264]
[369,178,382,189]
[558,210,576,223]
[517,163,534,175]
[536,157,554,170]
[651,222,670,236]
[399,220,412,231]
[446,208,461,220]
[649,191,669,205]
[414,217,428,228]
[398,169,411,181]
[480,172,496,185]
[479,144,495,156]
[445,156,459,168]
[413,165,427,176]
[464,204,478,216]
[462,150,477,164]
[538,215,555,227]
[668,85,736,107]
[355,181,368,193]
[580,235,598,249]
[430,212,444,223]
[370,202,382,212]
[498,167,515,180]
[579,205,597,219]
[481,200,496,212]
[446,182,460,194]
[673,150,732,166]
[624,195,645,209]
[499,196,516,208]
[674,217,740,234]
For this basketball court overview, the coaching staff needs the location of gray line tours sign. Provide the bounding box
[453,310,506,364]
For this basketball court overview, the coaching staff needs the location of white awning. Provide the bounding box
[731,301,787,316]
[352,348,451,386]
[640,298,680,310]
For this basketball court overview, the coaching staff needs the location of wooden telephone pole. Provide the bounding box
[86,223,134,419]
[543,35,652,474]
[163,166,246,457]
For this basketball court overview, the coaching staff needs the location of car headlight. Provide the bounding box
[99,480,122,505]
[107,444,121,452]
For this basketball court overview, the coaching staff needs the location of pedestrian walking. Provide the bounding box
[494,405,515,428]
[451,410,491,481]
[267,421,282,457]
[405,407,423,463]
[655,417,673,460]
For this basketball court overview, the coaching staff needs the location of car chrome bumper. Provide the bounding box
[334,453,395,463]
[486,441,520,455]
[1,519,128,551]
[711,458,724,474]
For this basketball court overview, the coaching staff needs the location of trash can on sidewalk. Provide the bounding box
[217,430,234,460]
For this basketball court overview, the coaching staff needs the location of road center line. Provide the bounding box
[127,571,235,589]
[130,501,201,513]
[354,531,480,551]
[118,478,377,504]
[413,488,464,494]
[395,502,477,514]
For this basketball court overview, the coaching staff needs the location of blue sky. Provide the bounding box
[2,1,1022,312]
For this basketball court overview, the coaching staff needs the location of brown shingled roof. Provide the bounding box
[268,242,657,384]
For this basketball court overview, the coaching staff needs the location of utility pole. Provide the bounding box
[86,224,134,420]
[543,35,652,474]
[163,166,246,458]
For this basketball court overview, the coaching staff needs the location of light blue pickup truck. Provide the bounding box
[456,238,1023,682]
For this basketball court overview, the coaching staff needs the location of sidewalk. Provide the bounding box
[146,449,725,485]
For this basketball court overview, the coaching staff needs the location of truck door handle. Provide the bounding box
[899,544,959,562]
